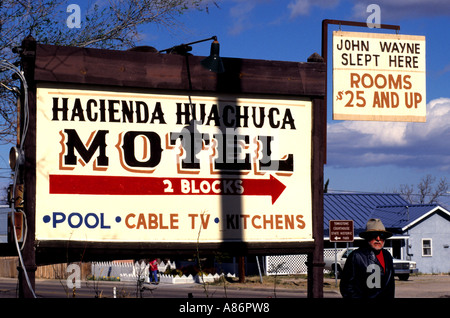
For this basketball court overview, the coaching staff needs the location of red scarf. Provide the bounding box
[376,251,385,273]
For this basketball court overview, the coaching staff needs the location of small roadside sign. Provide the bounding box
[329,220,354,242]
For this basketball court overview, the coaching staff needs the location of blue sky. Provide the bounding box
[1,0,449,206]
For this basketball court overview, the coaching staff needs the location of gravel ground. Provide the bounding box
[1,274,449,298]
[227,274,450,298]
[393,274,450,298]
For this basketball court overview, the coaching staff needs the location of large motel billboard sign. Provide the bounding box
[36,88,313,244]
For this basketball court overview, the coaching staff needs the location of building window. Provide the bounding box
[422,239,432,257]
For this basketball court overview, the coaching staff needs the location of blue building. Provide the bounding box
[324,193,450,274]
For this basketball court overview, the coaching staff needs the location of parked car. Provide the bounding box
[324,247,418,281]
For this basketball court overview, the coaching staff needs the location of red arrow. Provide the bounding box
[240,175,286,204]
[49,174,286,204]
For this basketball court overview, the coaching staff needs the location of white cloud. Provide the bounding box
[327,98,450,170]
[285,0,450,20]
[226,0,450,36]
[287,0,311,17]
[228,1,258,35]
[351,0,450,19]
[287,0,339,18]
[439,64,450,76]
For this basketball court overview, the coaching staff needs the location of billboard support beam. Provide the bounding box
[307,97,326,298]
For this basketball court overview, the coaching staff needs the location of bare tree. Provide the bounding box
[398,174,449,204]
[0,0,219,143]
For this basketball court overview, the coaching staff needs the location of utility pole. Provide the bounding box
[17,35,38,298]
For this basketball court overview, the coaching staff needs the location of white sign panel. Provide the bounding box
[35,85,313,244]
[333,31,426,122]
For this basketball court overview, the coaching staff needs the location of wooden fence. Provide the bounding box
[0,257,91,280]
[0,257,18,278]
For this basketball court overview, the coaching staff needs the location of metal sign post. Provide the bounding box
[329,220,354,286]
[334,241,338,287]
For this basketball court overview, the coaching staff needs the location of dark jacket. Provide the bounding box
[340,246,395,298]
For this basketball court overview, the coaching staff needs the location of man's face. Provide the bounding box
[368,234,385,251]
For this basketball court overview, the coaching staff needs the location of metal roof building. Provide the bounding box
[370,204,439,231]
[323,193,409,236]
[324,193,450,273]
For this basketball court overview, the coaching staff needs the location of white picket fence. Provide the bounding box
[159,273,236,284]
[91,260,175,282]
[91,260,235,284]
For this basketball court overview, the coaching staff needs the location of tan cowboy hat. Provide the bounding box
[359,218,392,239]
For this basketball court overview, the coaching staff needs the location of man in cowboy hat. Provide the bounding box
[340,218,395,298]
